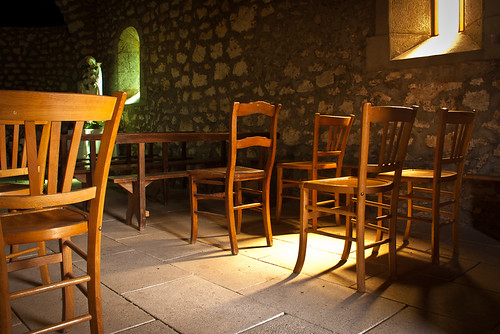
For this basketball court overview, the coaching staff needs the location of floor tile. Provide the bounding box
[86,249,191,294]
[241,313,333,334]
[170,249,291,292]
[125,275,283,334]
[240,274,406,333]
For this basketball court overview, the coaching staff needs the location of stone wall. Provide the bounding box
[0,0,499,232]
[0,26,76,92]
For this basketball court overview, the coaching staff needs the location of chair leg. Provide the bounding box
[334,193,341,226]
[37,242,51,285]
[262,182,273,248]
[225,186,239,255]
[355,195,366,293]
[189,176,198,244]
[60,237,75,330]
[403,181,413,242]
[8,245,18,262]
[87,237,104,334]
[388,191,398,279]
[341,195,353,261]
[452,182,460,257]
[275,166,283,223]
[431,185,441,265]
[372,193,385,255]
[293,184,309,273]
[0,229,13,334]
[236,182,243,233]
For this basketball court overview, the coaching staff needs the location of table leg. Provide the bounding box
[138,143,147,230]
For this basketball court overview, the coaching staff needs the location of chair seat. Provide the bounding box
[379,169,457,181]
[189,166,265,181]
[1,206,88,245]
[277,161,338,170]
[303,176,394,194]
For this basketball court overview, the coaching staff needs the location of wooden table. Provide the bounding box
[62,131,262,230]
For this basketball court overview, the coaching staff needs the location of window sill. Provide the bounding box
[393,33,481,60]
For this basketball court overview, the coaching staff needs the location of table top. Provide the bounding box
[63,131,269,144]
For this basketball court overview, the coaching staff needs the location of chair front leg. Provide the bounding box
[0,226,13,333]
[189,176,198,244]
[235,181,243,233]
[87,235,104,334]
[60,237,75,329]
[403,181,413,242]
[341,194,353,261]
[275,166,283,223]
[293,183,309,273]
[226,181,239,255]
[261,179,273,247]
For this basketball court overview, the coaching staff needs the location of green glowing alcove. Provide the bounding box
[118,26,140,104]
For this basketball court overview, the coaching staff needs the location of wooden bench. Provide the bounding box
[110,170,189,225]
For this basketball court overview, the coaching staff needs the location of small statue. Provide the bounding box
[77,56,102,95]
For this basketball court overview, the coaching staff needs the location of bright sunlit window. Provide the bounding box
[435,0,463,36]
[396,0,467,59]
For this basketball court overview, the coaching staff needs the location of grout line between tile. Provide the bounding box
[121,273,195,295]
[358,304,407,334]
[234,312,285,333]
[109,319,156,334]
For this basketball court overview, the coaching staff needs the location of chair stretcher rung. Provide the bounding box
[195,192,225,200]
[10,275,91,300]
[7,253,62,273]
[306,228,355,241]
[282,179,302,185]
[64,239,87,261]
[240,187,262,195]
[365,199,390,209]
[29,314,92,334]
[305,204,355,217]
[194,210,225,218]
[66,272,88,297]
[234,202,261,210]
[6,246,40,260]
[282,194,300,200]
[316,199,336,206]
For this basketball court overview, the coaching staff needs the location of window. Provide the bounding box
[366,0,498,71]
[118,27,140,104]
[394,0,480,60]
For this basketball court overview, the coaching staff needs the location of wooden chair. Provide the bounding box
[0,90,125,333]
[276,113,354,227]
[188,101,281,255]
[0,121,51,286]
[378,108,477,264]
[293,103,417,292]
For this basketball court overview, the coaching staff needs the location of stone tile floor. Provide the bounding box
[7,185,500,333]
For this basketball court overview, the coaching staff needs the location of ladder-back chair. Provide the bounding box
[189,101,281,255]
[276,113,354,227]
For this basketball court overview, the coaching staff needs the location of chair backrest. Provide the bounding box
[434,108,477,177]
[312,113,354,178]
[0,121,28,179]
[227,101,281,179]
[359,103,418,181]
[0,90,125,221]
